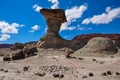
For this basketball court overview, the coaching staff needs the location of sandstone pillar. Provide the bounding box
[37,9,71,48]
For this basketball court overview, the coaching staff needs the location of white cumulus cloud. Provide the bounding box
[0,21,23,34]
[60,22,76,31]
[30,25,40,33]
[60,4,87,31]
[0,34,10,41]
[48,0,59,9]
[82,7,120,24]
[0,21,24,41]
[33,4,42,12]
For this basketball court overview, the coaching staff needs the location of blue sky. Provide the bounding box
[0,0,120,44]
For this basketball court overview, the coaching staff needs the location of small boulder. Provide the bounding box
[82,76,87,79]
[35,72,46,77]
[52,73,64,79]
[106,71,112,75]
[115,72,120,75]
[3,53,11,61]
[88,73,94,77]
[63,48,74,57]
[23,66,29,71]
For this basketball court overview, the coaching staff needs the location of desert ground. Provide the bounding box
[0,49,120,80]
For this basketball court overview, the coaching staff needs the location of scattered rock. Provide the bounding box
[16,70,21,73]
[92,58,96,61]
[4,70,8,72]
[78,58,84,60]
[59,74,64,78]
[101,71,112,76]
[23,66,29,71]
[39,65,73,74]
[106,71,112,75]
[35,72,46,77]
[0,69,4,71]
[52,73,59,78]
[52,73,64,78]
[3,54,11,61]
[89,73,94,77]
[101,72,107,76]
[82,76,87,79]
[99,61,104,64]
[115,72,120,75]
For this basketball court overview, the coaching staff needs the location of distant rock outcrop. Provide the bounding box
[37,9,71,49]
[70,37,118,58]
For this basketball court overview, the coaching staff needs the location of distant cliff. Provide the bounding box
[0,44,13,48]
[73,34,120,41]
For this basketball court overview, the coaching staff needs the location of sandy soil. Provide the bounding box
[0,50,120,80]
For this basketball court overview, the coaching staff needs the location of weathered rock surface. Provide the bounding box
[3,42,37,61]
[3,49,25,61]
[82,37,118,54]
[23,42,37,57]
[70,37,118,58]
[37,9,72,49]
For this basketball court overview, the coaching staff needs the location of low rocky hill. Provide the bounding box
[70,37,118,58]
[72,34,120,49]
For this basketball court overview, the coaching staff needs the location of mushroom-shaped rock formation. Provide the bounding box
[37,9,71,48]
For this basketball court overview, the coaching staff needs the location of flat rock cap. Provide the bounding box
[40,8,67,23]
